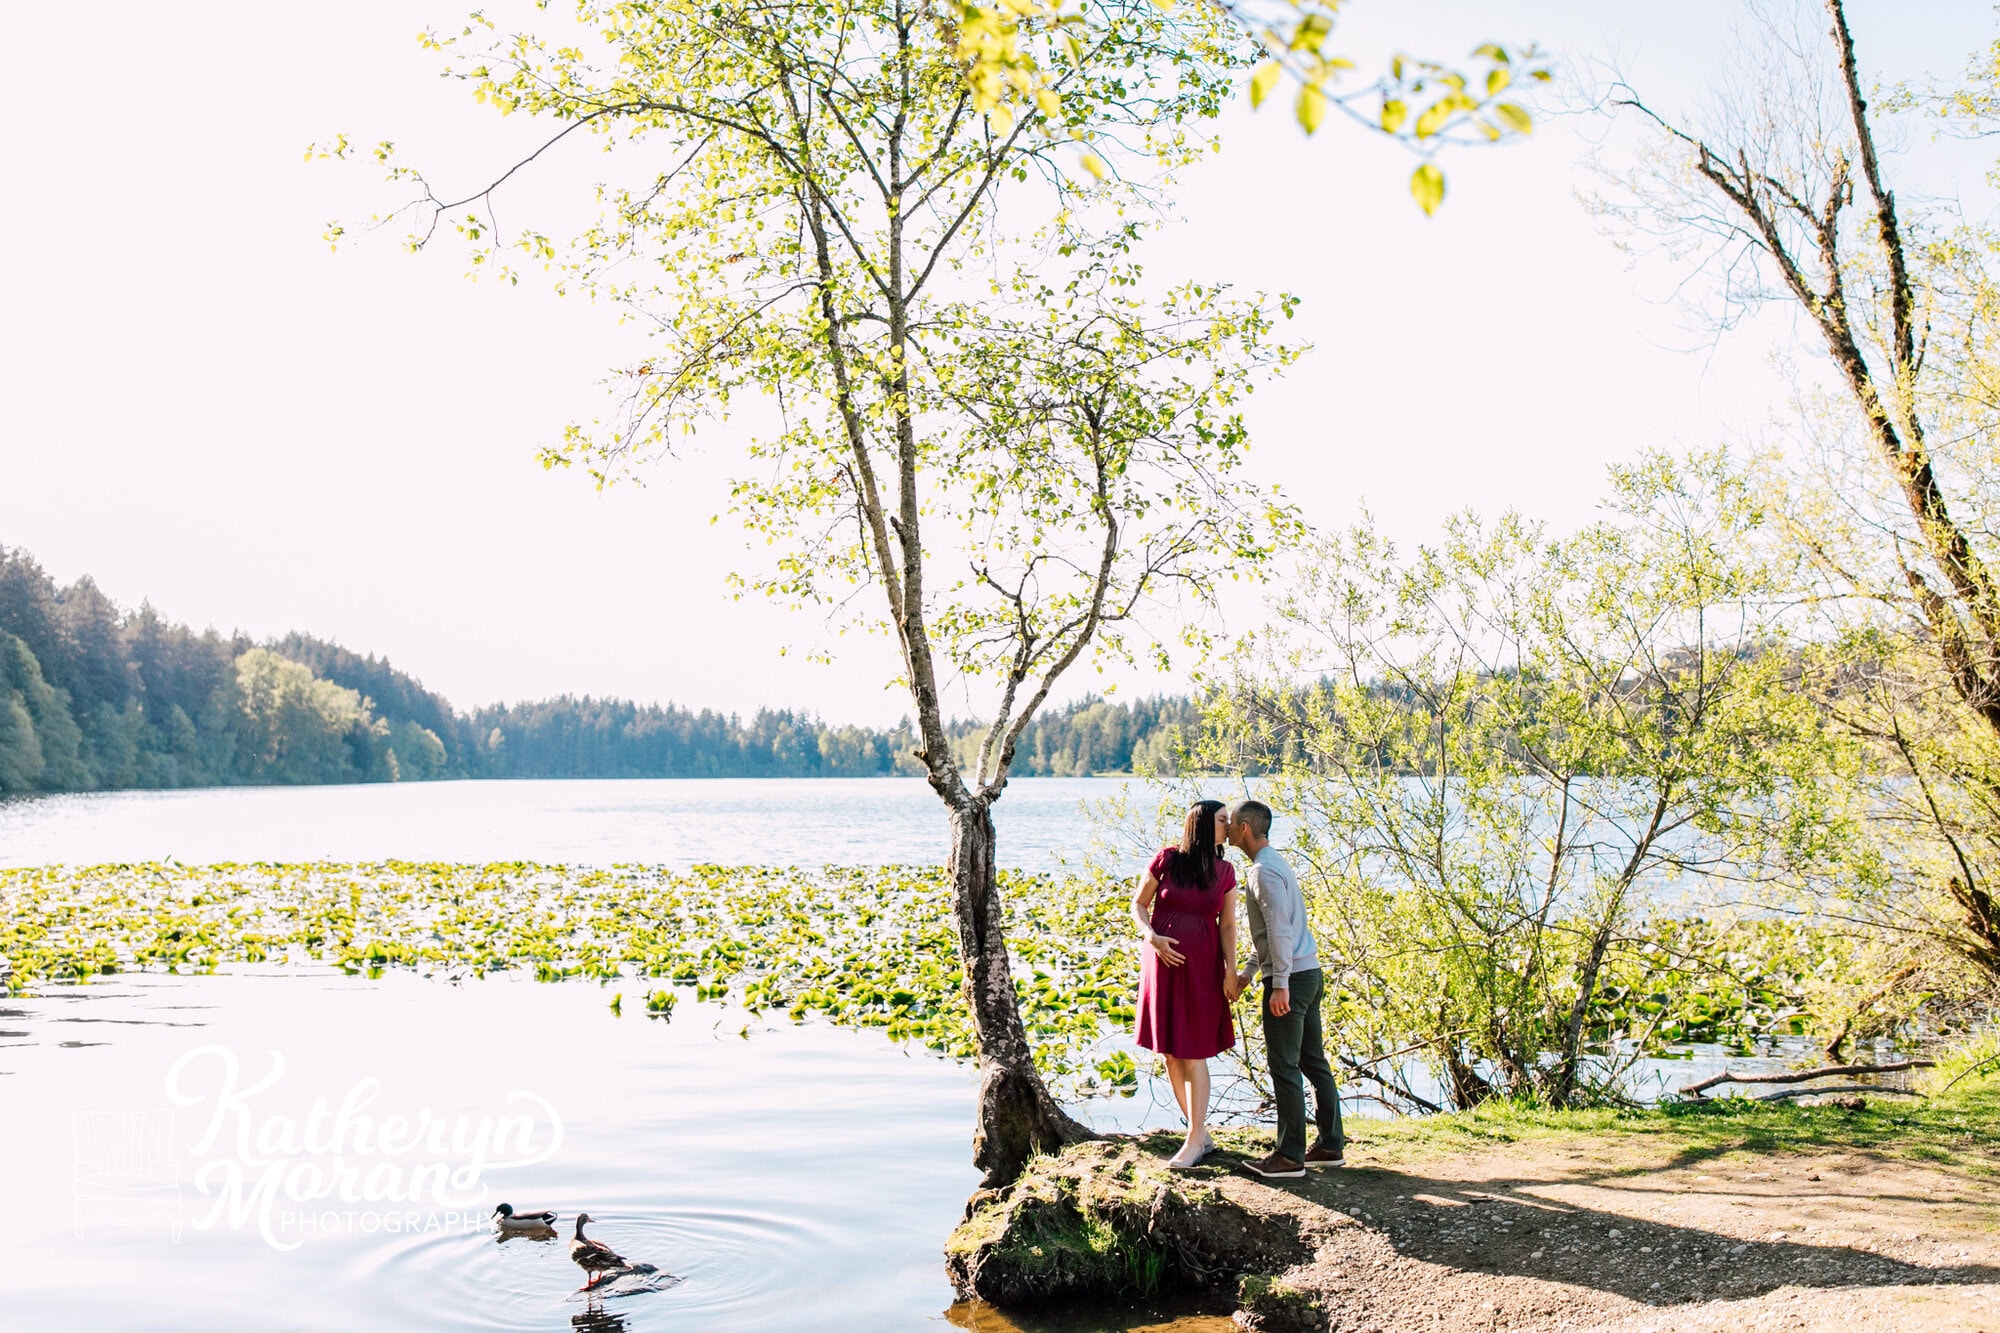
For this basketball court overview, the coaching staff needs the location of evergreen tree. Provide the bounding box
[0,540,1200,791]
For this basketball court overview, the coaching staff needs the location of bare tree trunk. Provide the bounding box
[1442,1041,1495,1110]
[948,800,1094,1187]
[1548,915,1618,1107]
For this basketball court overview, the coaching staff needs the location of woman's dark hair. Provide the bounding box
[1166,799,1227,887]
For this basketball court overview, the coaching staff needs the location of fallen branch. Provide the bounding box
[1338,1053,1444,1114]
[1680,1059,1934,1099]
[1342,1089,1423,1117]
[1753,1084,1925,1103]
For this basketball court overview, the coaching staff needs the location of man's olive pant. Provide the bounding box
[1262,966,1342,1162]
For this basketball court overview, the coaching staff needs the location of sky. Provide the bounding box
[2,1,1996,726]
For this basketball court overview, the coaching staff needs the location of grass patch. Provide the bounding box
[1336,1074,2000,1175]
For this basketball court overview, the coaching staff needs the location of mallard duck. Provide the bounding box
[493,1202,559,1229]
[570,1213,630,1288]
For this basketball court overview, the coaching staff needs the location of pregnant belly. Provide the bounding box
[1152,909,1216,936]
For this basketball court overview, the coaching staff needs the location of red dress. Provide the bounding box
[1133,847,1236,1060]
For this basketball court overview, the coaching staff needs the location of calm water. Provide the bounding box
[0,777,1142,872]
[0,780,1218,1330]
[0,780,1852,1329]
[1,966,985,1329]
[0,971,1829,1331]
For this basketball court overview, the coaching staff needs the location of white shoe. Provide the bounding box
[1166,1137,1208,1170]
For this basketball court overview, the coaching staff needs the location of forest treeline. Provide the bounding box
[0,545,1196,792]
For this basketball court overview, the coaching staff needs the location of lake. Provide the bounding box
[0,779,1228,1331]
[0,777,1148,873]
[0,778,1838,1329]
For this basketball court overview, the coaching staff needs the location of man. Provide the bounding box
[1226,798,1344,1178]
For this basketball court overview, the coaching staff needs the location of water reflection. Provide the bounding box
[495,1225,559,1245]
[0,967,982,1329]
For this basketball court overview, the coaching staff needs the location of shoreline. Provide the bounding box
[949,1093,2000,1330]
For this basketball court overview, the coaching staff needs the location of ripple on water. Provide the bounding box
[364,1206,842,1331]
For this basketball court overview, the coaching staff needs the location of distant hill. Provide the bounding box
[0,543,1194,793]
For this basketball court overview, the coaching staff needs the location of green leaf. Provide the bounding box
[1411,162,1445,215]
[1486,66,1512,96]
[1473,42,1510,64]
[1380,97,1408,134]
[1495,102,1533,135]
[1249,60,1281,110]
[1289,13,1331,54]
[1413,98,1453,140]
[1296,81,1327,135]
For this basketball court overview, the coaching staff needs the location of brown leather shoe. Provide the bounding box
[1304,1143,1346,1167]
[1241,1151,1305,1179]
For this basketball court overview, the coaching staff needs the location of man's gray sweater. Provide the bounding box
[1242,845,1319,987]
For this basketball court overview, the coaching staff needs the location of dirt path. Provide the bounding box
[1241,1130,2000,1331]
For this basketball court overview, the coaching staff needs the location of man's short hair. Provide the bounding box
[1229,799,1273,840]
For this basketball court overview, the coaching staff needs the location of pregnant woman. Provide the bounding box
[1132,798,1239,1169]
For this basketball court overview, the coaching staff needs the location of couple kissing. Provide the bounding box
[1130,797,1343,1179]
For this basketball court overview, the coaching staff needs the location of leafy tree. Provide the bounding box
[0,636,48,793]
[78,699,141,790]
[228,648,382,785]
[335,0,1300,1183]
[1604,0,2000,980]
[1196,452,1843,1107]
[273,632,465,771]
[0,631,86,790]
[958,0,1549,213]
[388,719,451,780]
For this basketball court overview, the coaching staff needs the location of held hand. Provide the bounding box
[1267,986,1291,1018]
[1222,973,1241,1003]
[1147,931,1186,966]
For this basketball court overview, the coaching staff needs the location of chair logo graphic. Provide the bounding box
[72,1108,183,1241]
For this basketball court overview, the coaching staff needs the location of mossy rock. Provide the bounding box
[1236,1273,1324,1333]
[945,1137,1332,1308]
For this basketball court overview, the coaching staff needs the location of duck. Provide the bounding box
[570,1213,631,1288]
[493,1202,559,1230]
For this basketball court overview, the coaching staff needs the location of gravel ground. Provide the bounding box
[950,1120,2000,1332]
[1225,1130,2000,1332]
